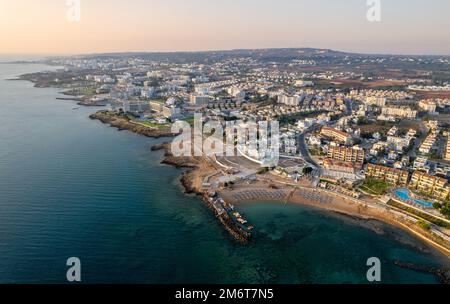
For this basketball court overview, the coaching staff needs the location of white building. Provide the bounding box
[381,106,417,119]
[365,96,386,107]
[278,94,302,106]
[294,80,314,87]
[189,94,210,106]
[418,99,437,114]
[162,106,181,119]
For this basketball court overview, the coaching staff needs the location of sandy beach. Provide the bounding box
[218,178,450,259]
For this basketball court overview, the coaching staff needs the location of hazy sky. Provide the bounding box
[0,0,449,55]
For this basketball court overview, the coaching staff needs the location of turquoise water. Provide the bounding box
[395,189,433,208]
[0,61,449,283]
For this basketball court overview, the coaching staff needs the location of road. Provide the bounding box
[408,120,429,158]
[297,124,321,167]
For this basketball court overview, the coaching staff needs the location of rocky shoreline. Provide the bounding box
[86,110,450,254]
[13,73,112,107]
[152,142,251,243]
[89,111,177,138]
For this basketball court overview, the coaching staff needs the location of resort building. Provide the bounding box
[320,127,352,145]
[366,164,409,186]
[327,145,365,163]
[409,171,450,200]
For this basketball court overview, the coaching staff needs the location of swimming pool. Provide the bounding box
[394,188,433,208]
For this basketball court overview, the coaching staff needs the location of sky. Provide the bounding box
[0,0,449,55]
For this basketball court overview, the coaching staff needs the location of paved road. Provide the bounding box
[408,120,429,158]
[344,98,353,116]
[298,124,321,167]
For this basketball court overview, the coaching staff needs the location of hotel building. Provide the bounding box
[366,164,409,186]
[327,145,365,163]
[323,159,362,174]
[409,171,450,200]
[320,127,352,145]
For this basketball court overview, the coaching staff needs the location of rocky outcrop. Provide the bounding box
[89,111,177,138]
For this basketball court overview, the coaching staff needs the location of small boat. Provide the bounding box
[72,107,80,110]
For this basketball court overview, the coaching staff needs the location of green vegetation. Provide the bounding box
[133,120,170,130]
[417,219,431,231]
[303,167,313,175]
[387,200,450,228]
[360,178,389,196]
[308,147,325,156]
[182,117,196,126]
[442,203,450,218]
[257,167,269,175]
[433,201,450,219]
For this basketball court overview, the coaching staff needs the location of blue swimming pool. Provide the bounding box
[394,188,433,207]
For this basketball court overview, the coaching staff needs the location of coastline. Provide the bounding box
[152,142,252,243]
[89,111,178,138]
[218,181,450,260]
[66,105,450,259]
[18,70,450,264]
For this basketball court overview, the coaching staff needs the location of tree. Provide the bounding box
[417,219,431,231]
[433,202,442,210]
[441,202,450,218]
[303,167,313,175]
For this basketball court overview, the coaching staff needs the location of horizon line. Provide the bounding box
[1,47,450,58]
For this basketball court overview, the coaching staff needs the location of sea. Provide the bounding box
[0,59,449,283]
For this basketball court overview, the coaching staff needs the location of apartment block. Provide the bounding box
[445,136,450,161]
[327,145,365,163]
[320,127,352,145]
[409,171,450,200]
[381,106,417,119]
[366,164,409,186]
